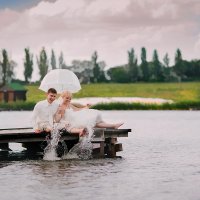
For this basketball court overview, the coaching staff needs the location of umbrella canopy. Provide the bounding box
[39,69,81,93]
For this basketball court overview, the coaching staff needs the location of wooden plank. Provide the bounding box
[0,128,131,144]
[0,127,32,131]
[0,136,79,143]
[104,129,130,138]
[0,128,131,136]
[0,129,34,135]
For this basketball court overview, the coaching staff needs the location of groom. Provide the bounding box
[32,88,59,133]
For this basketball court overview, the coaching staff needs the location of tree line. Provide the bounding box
[0,47,106,85]
[1,46,200,86]
[108,47,200,83]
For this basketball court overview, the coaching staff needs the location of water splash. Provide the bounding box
[43,125,64,161]
[43,123,95,161]
[63,125,94,160]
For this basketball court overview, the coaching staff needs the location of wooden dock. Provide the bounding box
[0,127,132,158]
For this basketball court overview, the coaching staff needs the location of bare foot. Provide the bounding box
[35,129,42,134]
[114,122,124,129]
[45,128,52,132]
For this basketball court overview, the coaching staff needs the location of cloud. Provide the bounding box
[0,0,200,80]
[0,9,20,29]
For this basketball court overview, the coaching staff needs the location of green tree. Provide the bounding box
[185,60,200,79]
[2,49,9,85]
[163,53,171,81]
[193,60,200,78]
[174,48,186,79]
[51,49,56,70]
[24,48,33,83]
[7,60,16,83]
[92,51,100,83]
[97,61,107,82]
[175,48,182,64]
[108,66,129,83]
[163,53,170,68]
[151,49,164,81]
[128,48,138,82]
[140,47,149,81]
[37,47,48,81]
[59,51,65,69]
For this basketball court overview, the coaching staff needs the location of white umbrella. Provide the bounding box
[39,69,81,93]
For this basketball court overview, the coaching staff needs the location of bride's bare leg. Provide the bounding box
[96,122,124,129]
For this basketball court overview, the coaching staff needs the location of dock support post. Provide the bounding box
[92,128,105,158]
[105,138,122,158]
[99,141,105,158]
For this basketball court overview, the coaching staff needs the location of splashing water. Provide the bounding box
[43,122,95,161]
[43,125,64,161]
[63,125,94,160]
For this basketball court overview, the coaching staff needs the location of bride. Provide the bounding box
[54,91,123,136]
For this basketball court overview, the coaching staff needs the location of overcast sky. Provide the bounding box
[0,0,200,81]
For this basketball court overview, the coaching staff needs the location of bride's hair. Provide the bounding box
[60,91,72,98]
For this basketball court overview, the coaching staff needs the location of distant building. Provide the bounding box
[0,83,27,103]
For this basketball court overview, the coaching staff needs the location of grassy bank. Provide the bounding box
[26,82,200,102]
[1,82,200,110]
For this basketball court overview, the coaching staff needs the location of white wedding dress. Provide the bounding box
[60,107,103,131]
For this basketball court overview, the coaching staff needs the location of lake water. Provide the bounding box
[0,111,200,200]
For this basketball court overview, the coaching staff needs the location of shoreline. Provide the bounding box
[0,97,200,111]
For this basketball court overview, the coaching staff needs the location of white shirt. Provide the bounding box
[32,99,59,130]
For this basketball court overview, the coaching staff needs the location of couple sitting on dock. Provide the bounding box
[32,88,123,136]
